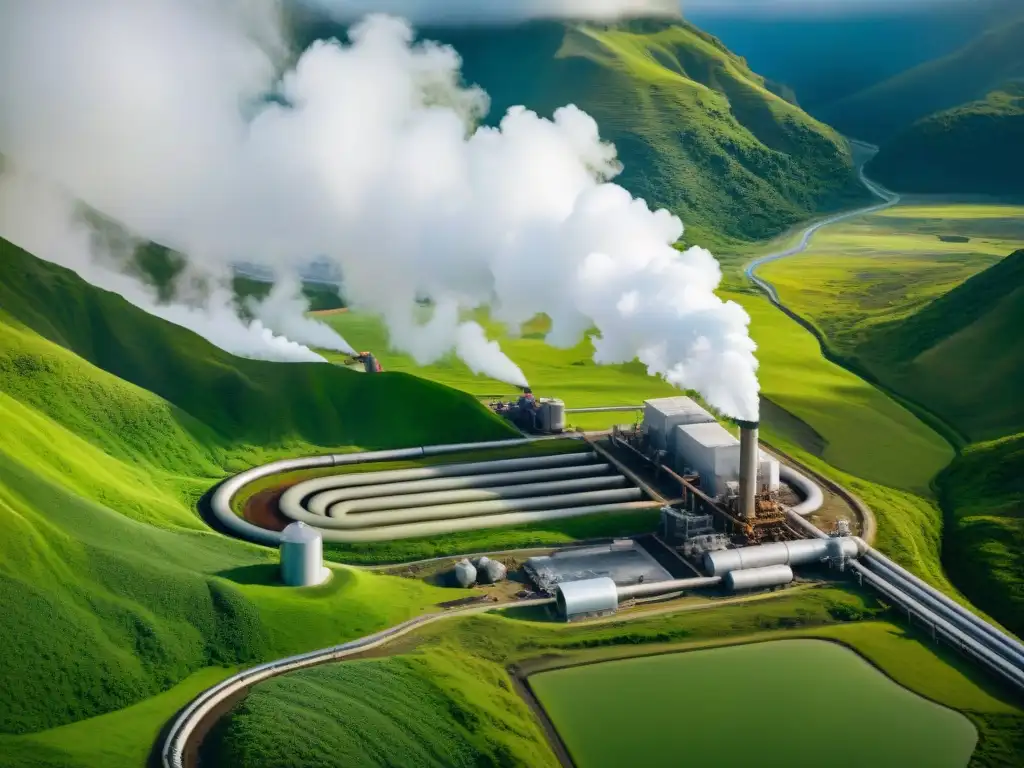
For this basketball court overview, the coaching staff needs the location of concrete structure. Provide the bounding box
[673,422,741,495]
[279,522,329,587]
[555,577,619,621]
[724,564,794,591]
[703,537,860,576]
[737,421,759,520]
[643,396,716,452]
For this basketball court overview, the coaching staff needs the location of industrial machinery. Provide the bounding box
[489,388,565,435]
[343,351,383,373]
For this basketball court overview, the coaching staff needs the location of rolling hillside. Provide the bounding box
[865,248,1024,442]
[820,14,1024,143]
[942,432,1024,641]
[868,83,1024,195]
[291,15,869,248]
[0,235,513,758]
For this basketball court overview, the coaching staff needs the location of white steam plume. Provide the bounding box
[0,167,326,364]
[301,0,680,25]
[249,277,355,354]
[0,2,759,417]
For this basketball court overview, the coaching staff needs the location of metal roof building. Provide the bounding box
[555,577,619,622]
[643,397,716,453]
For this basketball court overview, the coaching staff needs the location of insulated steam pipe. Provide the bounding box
[305,463,614,514]
[564,406,643,414]
[779,464,824,516]
[282,488,643,531]
[208,436,586,548]
[616,576,721,601]
[282,453,598,507]
[850,560,1024,692]
[861,551,1024,669]
[319,477,629,522]
[299,501,661,542]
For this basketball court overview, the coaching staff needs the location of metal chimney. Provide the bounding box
[737,420,759,521]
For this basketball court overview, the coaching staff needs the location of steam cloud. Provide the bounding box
[0,1,760,419]
[302,0,679,25]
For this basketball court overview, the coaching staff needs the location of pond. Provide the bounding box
[529,639,976,768]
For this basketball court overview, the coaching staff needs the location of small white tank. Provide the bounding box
[280,522,329,587]
[454,559,477,588]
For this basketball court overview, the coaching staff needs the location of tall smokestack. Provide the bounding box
[737,420,759,521]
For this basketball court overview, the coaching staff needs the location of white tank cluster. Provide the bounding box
[279,522,330,587]
[642,397,780,499]
[453,556,508,587]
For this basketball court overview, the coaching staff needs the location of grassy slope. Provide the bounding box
[205,588,1024,768]
[941,433,1024,641]
[293,16,867,250]
[757,205,1024,441]
[869,83,1024,195]
[0,237,522,761]
[756,203,1024,640]
[820,15,1024,143]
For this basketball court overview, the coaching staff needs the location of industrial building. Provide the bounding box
[555,577,620,622]
[643,397,780,500]
[524,539,672,594]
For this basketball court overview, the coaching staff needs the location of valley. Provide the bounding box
[1,4,1023,768]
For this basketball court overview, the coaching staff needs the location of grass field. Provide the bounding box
[0,237,521,760]
[752,202,1024,634]
[532,639,976,768]
[204,587,1024,768]
[757,203,1024,440]
[323,311,681,431]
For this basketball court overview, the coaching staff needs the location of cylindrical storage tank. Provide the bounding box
[483,559,508,583]
[703,538,860,576]
[454,559,477,588]
[280,522,328,587]
[725,565,794,591]
[547,399,565,433]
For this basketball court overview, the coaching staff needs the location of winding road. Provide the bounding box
[744,141,901,304]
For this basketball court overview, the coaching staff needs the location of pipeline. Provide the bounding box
[564,405,643,414]
[850,560,1024,692]
[160,598,555,768]
[209,436,587,548]
[861,551,1024,670]
[284,488,644,533]
[778,464,824,517]
[305,464,615,514]
[617,576,721,601]
[314,477,629,522]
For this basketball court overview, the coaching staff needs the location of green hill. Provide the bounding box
[820,15,1024,143]
[868,83,1024,195]
[0,235,514,751]
[293,16,869,248]
[942,432,1024,641]
[864,249,1024,441]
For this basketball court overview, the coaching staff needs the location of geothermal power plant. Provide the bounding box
[205,393,1024,694]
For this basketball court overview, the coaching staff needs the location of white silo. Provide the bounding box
[280,522,329,587]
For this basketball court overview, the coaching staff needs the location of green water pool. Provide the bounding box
[529,639,976,768]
